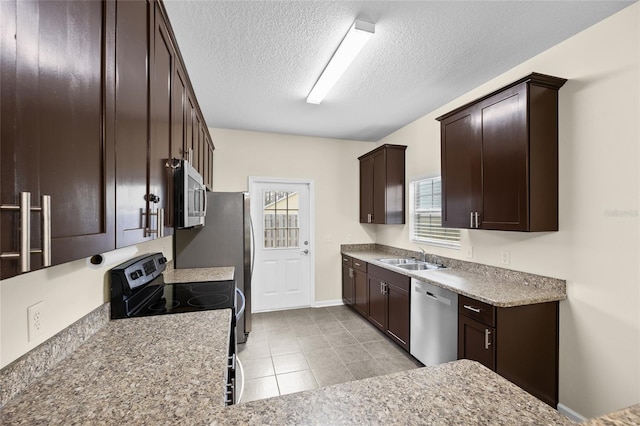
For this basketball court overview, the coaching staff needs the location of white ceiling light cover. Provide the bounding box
[306,20,375,105]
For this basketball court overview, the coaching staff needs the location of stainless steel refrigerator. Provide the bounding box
[173,192,252,343]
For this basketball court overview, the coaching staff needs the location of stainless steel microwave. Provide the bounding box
[174,159,206,228]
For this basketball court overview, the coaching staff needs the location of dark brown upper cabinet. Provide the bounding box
[114,0,154,247]
[0,0,117,279]
[1,0,215,279]
[437,73,566,231]
[359,144,407,224]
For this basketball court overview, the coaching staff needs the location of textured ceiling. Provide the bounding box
[163,0,634,142]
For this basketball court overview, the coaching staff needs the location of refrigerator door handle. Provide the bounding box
[249,216,256,277]
[235,288,246,321]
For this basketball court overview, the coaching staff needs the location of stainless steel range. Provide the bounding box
[109,252,244,404]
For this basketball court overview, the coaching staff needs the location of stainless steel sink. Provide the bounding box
[377,258,445,270]
[396,262,442,271]
[377,258,417,265]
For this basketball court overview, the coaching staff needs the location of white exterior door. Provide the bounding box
[249,178,313,312]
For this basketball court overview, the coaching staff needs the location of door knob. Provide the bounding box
[302,249,309,254]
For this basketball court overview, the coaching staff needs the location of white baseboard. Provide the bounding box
[557,403,587,422]
[312,299,345,308]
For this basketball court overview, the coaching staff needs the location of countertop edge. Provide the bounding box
[342,250,567,307]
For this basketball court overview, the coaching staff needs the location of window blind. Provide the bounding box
[410,177,460,247]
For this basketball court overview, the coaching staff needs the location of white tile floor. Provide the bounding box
[237,305,422,403]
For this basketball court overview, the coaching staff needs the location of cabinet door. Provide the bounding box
[458,315,496,371]
[359,156,374,223]
[440,110,482,229]
[367,275,386,331]
[1,0,116,279]
[185,94,195,160]
[371,151,386,224]
[114,0,153,248]
[353,269,368,316]
[342,263,354,305]
[386,281,410,350]
[149,4,174,231]
[171,62,187,161]
[479,85,527,230]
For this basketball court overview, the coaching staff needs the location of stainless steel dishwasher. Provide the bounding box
[410,278,458,366]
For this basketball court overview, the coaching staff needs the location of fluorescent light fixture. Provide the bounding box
[306,20,375,104]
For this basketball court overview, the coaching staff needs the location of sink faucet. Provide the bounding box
[418,247,427,262]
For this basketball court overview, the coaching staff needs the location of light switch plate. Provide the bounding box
[501,251,511,265]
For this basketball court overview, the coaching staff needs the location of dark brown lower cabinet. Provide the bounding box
[367,264,410,351]
[458,315,496,370]
[386,279,410,350]
[342,256,354,305]
[458,295,559,407]
[352,260,368,316]
[367,274,386,330]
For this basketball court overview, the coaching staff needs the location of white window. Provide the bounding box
[409,176,460,248]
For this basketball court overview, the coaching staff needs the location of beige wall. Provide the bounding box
[209,128,377,304]
[377,4,640,419]
[0,236,173,368]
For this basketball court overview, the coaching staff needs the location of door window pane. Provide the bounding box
[263,190,299,249]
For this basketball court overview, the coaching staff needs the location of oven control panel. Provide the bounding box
[111,252,167,292]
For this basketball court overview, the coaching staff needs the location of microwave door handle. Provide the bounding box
[201,187,208,214]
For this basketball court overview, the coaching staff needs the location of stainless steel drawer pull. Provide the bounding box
[463,305,481,313]
[354,262,361,267]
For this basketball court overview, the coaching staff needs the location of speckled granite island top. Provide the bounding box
[0,309,232,425]
[342,249,567,307]
[221,359,573,426]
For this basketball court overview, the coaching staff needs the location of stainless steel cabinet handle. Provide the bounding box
[475,212,479,228]
[470,212,474,228]
[158,208,165,238]
[19,192,31,272]
[41,195,51,267]
[354,262,361,267]
[485,329,492,350]
[1,192,52,272]
[463,305,481,313]
[348,267,354,278]
[367,213,372,223]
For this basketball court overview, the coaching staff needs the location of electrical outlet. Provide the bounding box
[466,246,473,259]
[28,301,45,342]
[501,251,511,266]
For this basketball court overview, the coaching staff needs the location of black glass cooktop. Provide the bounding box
[130,280,235,317]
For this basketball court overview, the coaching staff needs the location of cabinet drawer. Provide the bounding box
[459,295,496,327]
[342,255,353,267]
[353,259,367,273]
[368,264,409,292]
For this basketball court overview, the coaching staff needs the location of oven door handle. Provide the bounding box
[235,287,246,321]
[236,356,245,404]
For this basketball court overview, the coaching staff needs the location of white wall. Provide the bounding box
[0,236,173,368]
[209,128,376,303]
[376,4,640,419]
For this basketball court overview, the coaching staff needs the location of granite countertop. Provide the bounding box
[584,403,640,425]
[0,310,232,425]
[2,306,633,425]
[163,262,235,283]
[222,359,573,426]
[342,249,567,307]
